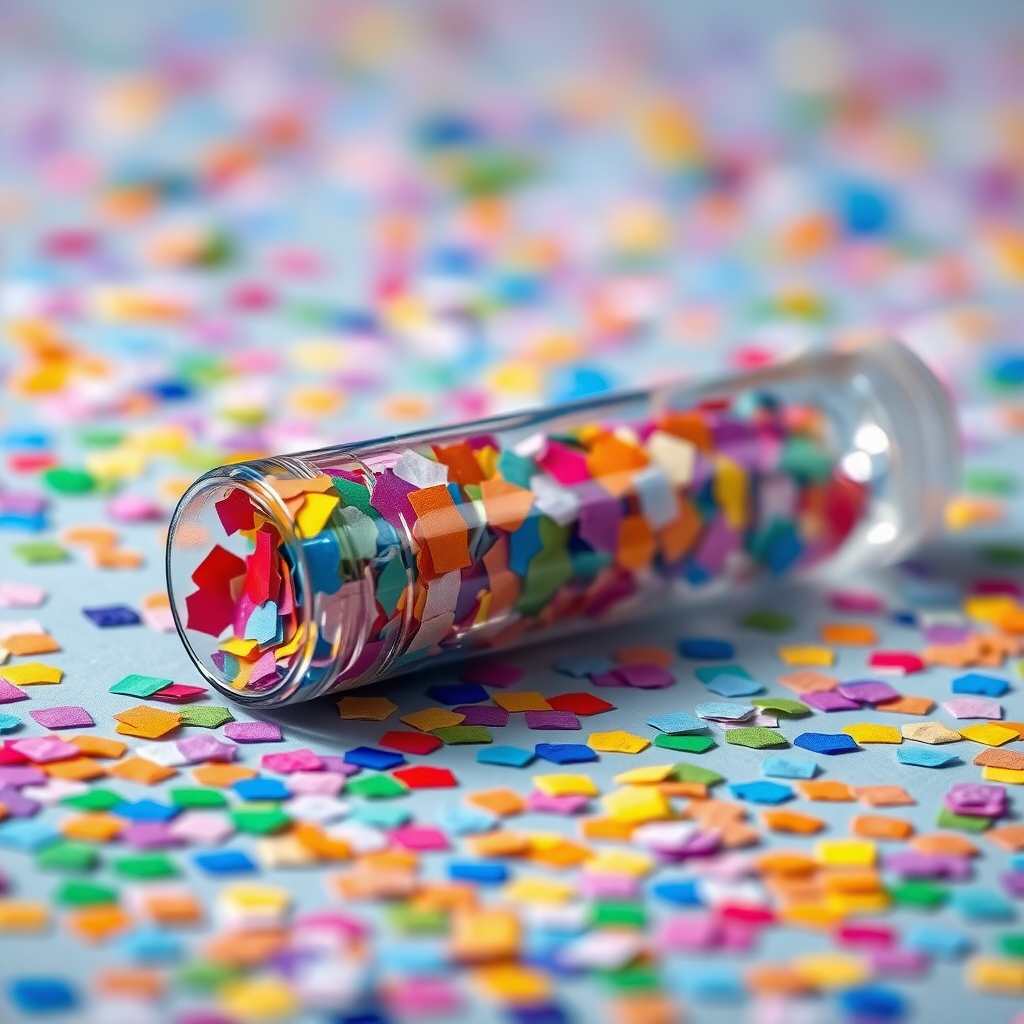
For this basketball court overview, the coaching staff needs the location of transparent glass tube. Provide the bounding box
[167,339,958,707]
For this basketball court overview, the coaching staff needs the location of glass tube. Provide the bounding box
[167,339,958,707]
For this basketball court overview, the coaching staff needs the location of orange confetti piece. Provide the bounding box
[61,813,124,843]
[108,757,177,785]
[192,763,258,787]
[113,704,181,739]
[762,809,827,834]
[875,695,934,715]
[480,478,535,533]
[466,788,526,817]
[42,757,107,782]
[777,670,838,693]
[819,623,878,645]
[65,905,133,943]
[851,785,915,807]
[851,816,914,841]
[796,780,854,802]
[616,514,656,571]
[407,485,473,575]
[68,735,128,759]
[2,633,60,656]
[911,833,979,857]
[613,645,673,667]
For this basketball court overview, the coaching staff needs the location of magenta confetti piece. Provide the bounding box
[28,706,94,730]
[223,721,283,742]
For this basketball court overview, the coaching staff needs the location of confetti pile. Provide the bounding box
[175,380,871,699]
[2,3,1024,1023]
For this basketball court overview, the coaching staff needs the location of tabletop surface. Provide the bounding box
[1,2,1024,1023]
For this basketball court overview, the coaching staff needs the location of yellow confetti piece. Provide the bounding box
[842,723,902,744]
[901,722,962,744]
[532,774,599,798]
[713,456,748,529]
[400,707,465,733]
[965,957,1024,994]
[824,890,892,916]
[0,662,62,686]
[585,849,654,877]
[500,878,574,904]
[612,764,675,786]
[959,723,1019,747]
[451,908,520,963]
[792,952,871,989]
[474,964,552,1003]
[981,766,1024,785]
[814,839,876,868]
[295,491,340,537]
[962,594,1019,625]
[0,901,49,932]
[945,495,1005,531]
[587,731,650,754]
[336,696,398,722]
[220,883,291,915]
[220,637,260,657]
[255,835,318,870]
[492,692,552,713]
[219,976,299,1020]
[602,786,672,824]
[777,645,835,667]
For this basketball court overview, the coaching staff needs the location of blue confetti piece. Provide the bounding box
[704,674,764,697]
[651,879,702,906]
[645,711,706,735]
[534,743,598,764]
[793,732,860,755]
[761,755,818,779]
[82,604,140,628]
[729,780,794,805]
[343,746,405,771]
[477,745,535,767]
[349,804,412,829]
[838,987,905,1020]
[426,682,489,705]
[448,861,509,884]
[673,965,744,1000]
[112,800,181,823]
[435,803,498,836]
[695,664,752,683]
[243,600,279,644]
[232,777,291,801]
[0,713,21,733]
[950,887,1015,922]
[695,702,754,721]
[194,850,257,875]
[0,818,61,853]
[115,927,185,964]
[509,1004,572,1024]
[904,925,972,959]
[896,747,961,768]
[679,638,735,660]
[952,673,1009,697]
[9,978,77,1014]
[554,655,615,678]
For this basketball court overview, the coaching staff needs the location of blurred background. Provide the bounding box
[2,0,1023,488]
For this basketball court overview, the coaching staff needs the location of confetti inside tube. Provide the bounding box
[167,340,957,705]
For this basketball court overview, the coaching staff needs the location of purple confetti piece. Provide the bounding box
[0,766,47,788]
[122,821,179,850]
[579,872,641,900]
[454,705,509,727]
[0,784,40,817]
[526,790,590,814]
[943,697,1002,720]
[883,851,972,881]
[28,706,94,730]
[224,721,283,743]
[869,947,931,977]
[0,681,28,704]
[176,734,238,763]
[524,710,580,730]
[836,680,901,704]
[617,663,675,689]
[803,691,861,712]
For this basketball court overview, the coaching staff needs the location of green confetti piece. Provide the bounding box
[998,933,1024,958]
[779,438,835,482]
[330,474,375,518]
[654,734,716,754]
[591,902,646,930]
[170,787,228,809]
[387,904,449,935]
[42,466,96,495]
[725,727,789,749]
[110,673,173,697]
[376,555,409,618]
[751,697,811,715]
[36,842,99,874]
[177,961,244,992]
[739,609,795,633]
[668,762,724,786]
[62,789,124,812]
[979,544,1024,567]
[963,468,1016,495]
[432,725,493,745]
[346,774,409,800]
[113,853,179,879]
[936,807,993,833]
[78,427,124,448]
[178,705,234,728]
[55,881,118,906]
[12,541,70,564]
[600,964,661,992]
[889,879,948,910]
[230,804,292,834]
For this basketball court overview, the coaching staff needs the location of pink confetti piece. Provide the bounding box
[0,680,29,704]
[167,811,236,846]
[943,697,1002,720]
[526,790,590,814]
[176,734,238,763]
[28,706,94,729]
[224,721,283,742]
[10,736,80,763]
[390,824,448,851]
[262,748,324,773]
[0,582,47,608]
[151,684,207,703]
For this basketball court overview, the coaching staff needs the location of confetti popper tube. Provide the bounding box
[167,340,957,706]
